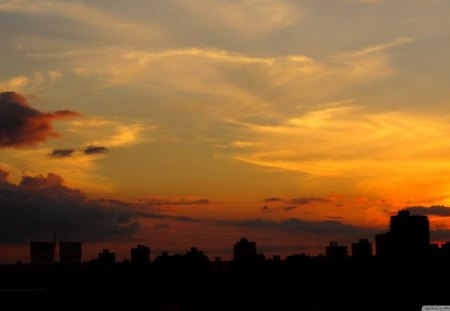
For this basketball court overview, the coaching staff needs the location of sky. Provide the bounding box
[1,0,450,263]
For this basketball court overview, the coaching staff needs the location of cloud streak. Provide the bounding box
[407,206,450,217]
[0,92,79,148]
[219,217,376,237]
[49,148,76,158]
[83,145,109,155]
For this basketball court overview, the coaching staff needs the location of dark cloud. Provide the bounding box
[263,197,282,202]
[83,145,110,155]
[261,205,298,213]
[144,198,210,206]
[283,206,298,211]
[290,197,330,205]
[430,230,450,241]
[155,224,170,229]
[219,217,376,237]
[0,170,201,244]
[0,92,79,148]
[136,211,202,222]
[49,148,76,158]
[262,197,330,208]
[407,206,450,217]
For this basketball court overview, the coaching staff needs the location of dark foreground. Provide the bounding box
[0,257,448,310]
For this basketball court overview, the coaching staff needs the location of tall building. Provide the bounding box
[325,241,347,260]
[131,244,150,266]
[441,242,450,257]
[376,210,430,258]
[59,241,82,264]
[30,241,55,264]
[98,249,116,265]
[233,238,257,262]
[352,239,372,260]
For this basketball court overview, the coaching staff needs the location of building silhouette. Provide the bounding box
[131,244,150,266]
[352,239,372,259]
[30,241,55,264]
[59,241,82,264]
[98,249,116,265]
[233,237,257,262]
[376,210,430,258]
[325,241,347,260]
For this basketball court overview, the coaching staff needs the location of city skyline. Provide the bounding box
[19,209,450,264]
[1,1,450,263]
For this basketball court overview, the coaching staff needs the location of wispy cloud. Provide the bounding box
[336,37,415,58]
[0,71,62,94]
[177,0,301,36]
[0,0,159,42]
[227,106,450,200]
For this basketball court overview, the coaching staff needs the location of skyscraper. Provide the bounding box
[30,241,55,264]
[59,241,82,264]
[352,239,372,260]
[131,244,150,266]
[326,241,348,260]
[233,238,257,262]
[376,210,430,258]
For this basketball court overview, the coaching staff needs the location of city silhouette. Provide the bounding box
[0,210,449,309]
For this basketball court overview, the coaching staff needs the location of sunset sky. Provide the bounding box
[1,0,450,263]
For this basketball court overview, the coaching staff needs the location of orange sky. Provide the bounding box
[1,0,450,263]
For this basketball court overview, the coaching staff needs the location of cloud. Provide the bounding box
[75,121,148,148]
[0,92,79,148]
[329,216,344,219]
[407,206,450,217]
[261,197,330,212]
[430,230,450,242]
[83,145,110,155]
[336,37,415,58]
[155,224,170,229]
[0,0,157,43]
[221,217,375,237]
[261,205,298,213]
[229,105,450,200]
[0,71,62,93]
[0,171,137,243]
[264,197,283,202]
[290,197,330,205]
[283,206,298,211]
[49,148,76,158]
[0,170,202,244]
[177,0,301,36]
[136,212,202,223]
[143,198,210,207]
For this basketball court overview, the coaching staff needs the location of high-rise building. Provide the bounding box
[325,241,347,260]
[131,244,150,266]
[98,249,116,265]
[233,238,257,262]
[352,239,372,260]
[59,241,82,264]
[376,210,430,258]
[30,241,55,264]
